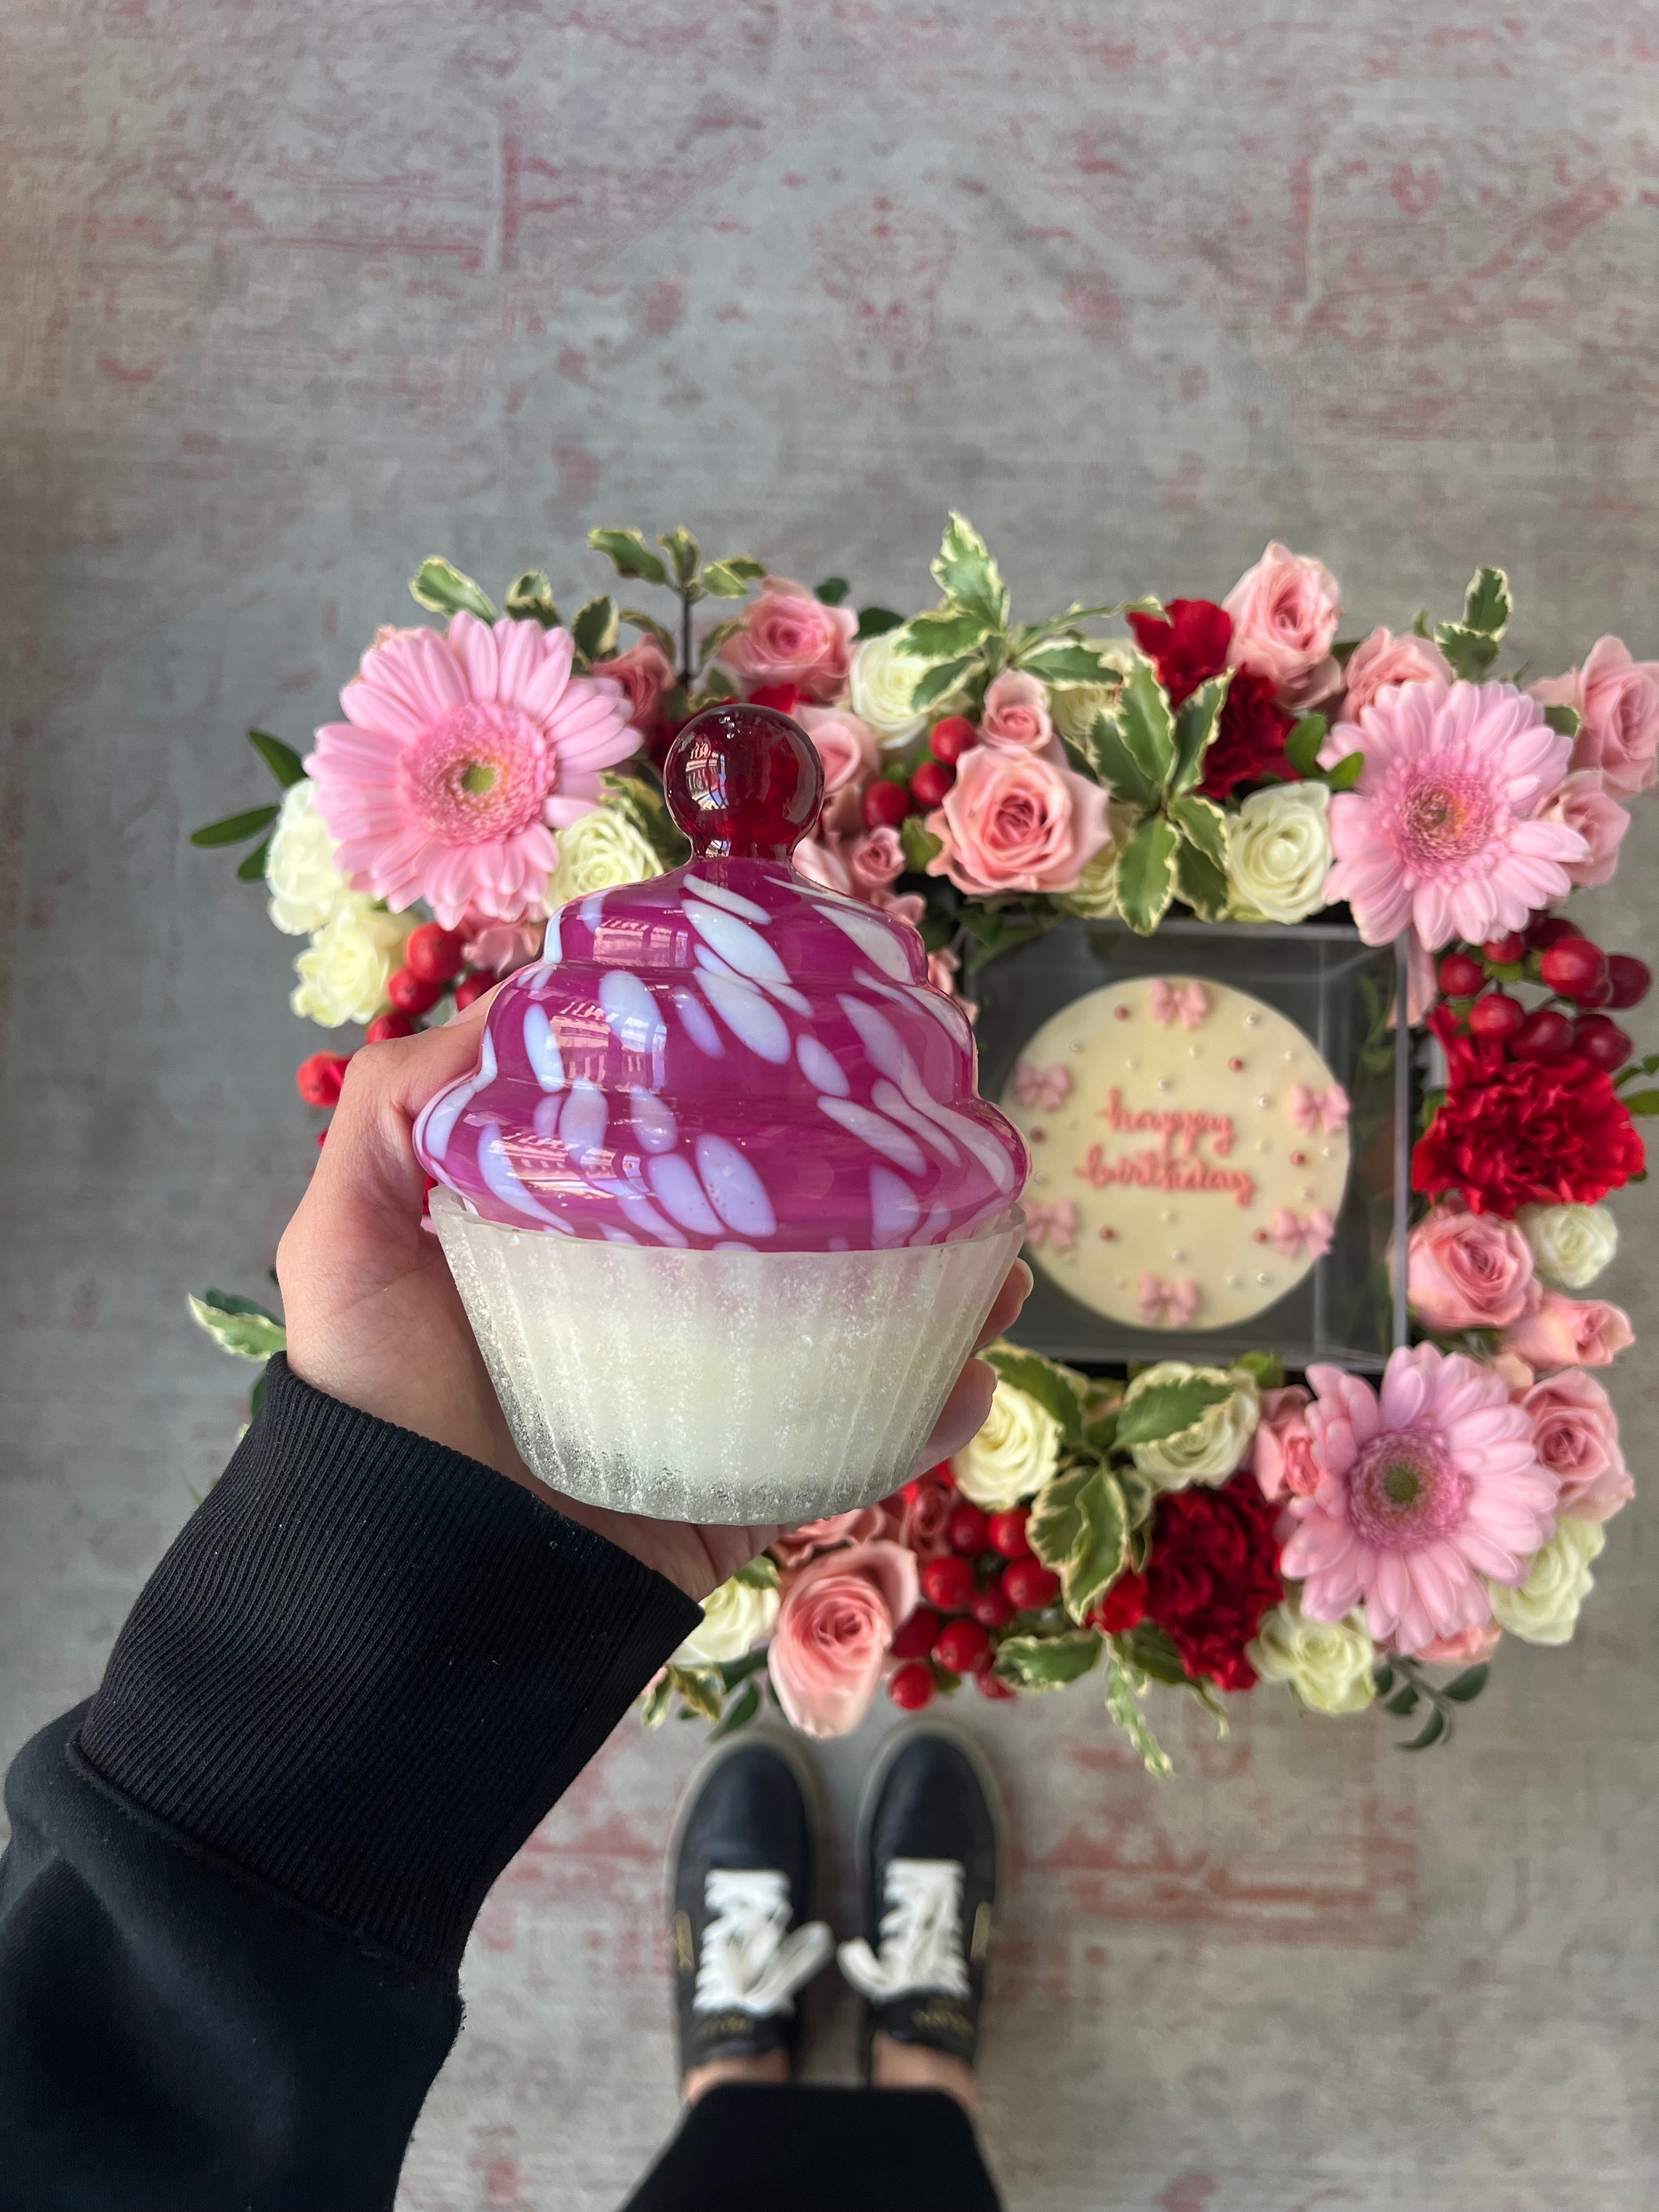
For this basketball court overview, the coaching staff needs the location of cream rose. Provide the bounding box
[290,898,411,1029]
[670,1574,780,1668]
[1487,1517,1605,1646]
[951,1379,1062,1511]
[1226,781,1333,924]
[849,629,932,749]
[1248,1594,1376,1715]
[1517,1202,1618,1290]
[266,779,353,936]
[1122,1362,1260,1489]
[548,804,664,902]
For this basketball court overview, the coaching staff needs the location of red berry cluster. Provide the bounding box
[885,1482,1062,1712]
[1436,914,1650,1074]
[860,716,975,832]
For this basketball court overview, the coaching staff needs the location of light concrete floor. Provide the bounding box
[3,5,1657,2207]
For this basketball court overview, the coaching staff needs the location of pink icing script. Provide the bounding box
[414,704,1029,1252]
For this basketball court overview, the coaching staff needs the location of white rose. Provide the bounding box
[1122,1362,1261,1489]
[266,779,353,936]
[1487,1517,1605,1647]
[1226,781,1333,925]
[1517,1203,1618,1290]
[671,1575,779,1668]
[849,629,932,749]
[951,1380,1062,1511]
[549,804,665,904]
[290,898,411,1029]
[1247,1594,1375,1715]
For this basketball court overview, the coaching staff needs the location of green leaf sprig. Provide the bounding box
[586,527,765,694]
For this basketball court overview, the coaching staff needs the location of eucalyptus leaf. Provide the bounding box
[813,575,850,606]
[409,557,498,621]
[1620,1089,1659,1114]
[187,1292,287,1362]
[1285,713,1328,777]
[1113,1375,1232,1451]
[247,729,306,789]
[590,528,670,587]
[1398,1705,1448,1752]
[190,805,280,848]
[1103,1654,1173,1776]
[1441,1664,1489,1704]
[982,1345,1086,1443]
[856,605,906,639]
[992,1629,1102,1694]
[571,595,620,664]
[1170,674,1229,795]
[708,1680,761,1740]
[1384,1684,1420,1717]
[236,840,271,882]
[1114,814,1180,935]
[504,570,559,627]
[900,815,944,872]
[1324,750,1365,793]
[930,511,1008,630]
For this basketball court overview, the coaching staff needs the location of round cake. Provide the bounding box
[1001,975,1351,1333]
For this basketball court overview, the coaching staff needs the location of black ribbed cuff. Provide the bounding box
[76,1356,699,1976]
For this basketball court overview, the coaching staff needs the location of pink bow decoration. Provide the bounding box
[1148,979,1210,1030]
[1289,1082,1350,1135]
[1268,1207,1336,1260]
[1137,1272,1201,1327]
[1024,1198,1079,1253]
[1013,1059,1073,1110]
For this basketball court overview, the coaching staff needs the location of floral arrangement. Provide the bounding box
[189,518,1657,1767]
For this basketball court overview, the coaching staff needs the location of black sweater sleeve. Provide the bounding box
[0,1356,701,2211]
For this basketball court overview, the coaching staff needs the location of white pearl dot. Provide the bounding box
[1157,1077,1172,1091]
[1256,1271,1271,1284]
[1246,1014,1260,1026]
[1257,1094,1272,1108]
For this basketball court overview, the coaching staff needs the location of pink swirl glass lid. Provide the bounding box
[414,704,1028,1252]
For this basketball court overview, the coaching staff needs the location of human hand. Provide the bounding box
[277,997,1030,1602]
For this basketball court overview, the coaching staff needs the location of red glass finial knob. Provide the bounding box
[663,704,825,863]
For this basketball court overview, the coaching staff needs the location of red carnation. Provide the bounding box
[1414,1053,1645,1215]
[1142,1474,1283,1692]
[1128,599,1231,707]
[1090,1569,1148,1635]
[1197,667,1297,800]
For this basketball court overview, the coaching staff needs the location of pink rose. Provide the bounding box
[924,744,1111,897]
[792,833,856,901]
[890,1471,954,1555]
[1250,1385,1319,1500]
[460,911,545,977]
[590,638,675,737]
[979,671,1060,759]
[1522,1369,1633,1523]
[1407,1203,1535,1331]
[799,706,879,832]
[1538,767,1630,890]
[1533,635,1659,798]
[848,826,905,897]
[769,1540,920,1739]
[926,944,978,1020]
[1416,1619,1503,1666]
[1500,1291,1634,1370]
[1222,540,1343,709]
[1340,627,1452,720]
[771,1507,888,1572]
[718,577,857,704]
[1490,1351,1535,1396]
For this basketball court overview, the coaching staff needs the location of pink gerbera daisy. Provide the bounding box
[307,613,637,929]
[1283,1344,1557,1656]
[1321,680,1587,948]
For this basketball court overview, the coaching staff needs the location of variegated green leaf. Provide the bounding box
[571,595,620,664]
[659,527,701,584]
[702,556,765,597]
[901,815,944,871]
[590,528,670,586]
[1017,641,1119,684]
[983,1344,1087,1443]
[1116,657,1177,795]
[1170,673,1230,794]
[930,511,1009,629]
[1087,710,1161,811]
[1541,702,1581,739]
[1175,837,1229,922]
[1170,793,1228,871]
[1462,566,1511,638]
[993,1629,1102,1694]
[1113,1375,1232,1450]
[410,557,498,621]
[621,607,679,661]
[1103,1653,1173,1776]
[910,654,977,711]
[1029,1466,1128,1623]
[1114,814,1180,934]
[505,570,559,627]
[895,608,993,661]
[667,1665,724,1723]
[188,1291,287,1362]
[640,1677,674,1728]
[1434,624,1501,681]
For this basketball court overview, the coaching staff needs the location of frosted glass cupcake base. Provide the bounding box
[431,1188,1025,1524]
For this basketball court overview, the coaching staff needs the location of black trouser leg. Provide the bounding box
[621,2082,1003,2211]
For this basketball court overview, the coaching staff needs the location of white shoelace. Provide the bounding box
[837,1858,971,2002]
[692,1869,833,2017]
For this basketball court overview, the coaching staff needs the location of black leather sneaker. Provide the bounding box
[838,1728,1001,2074]
[669,1738,833,2081]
